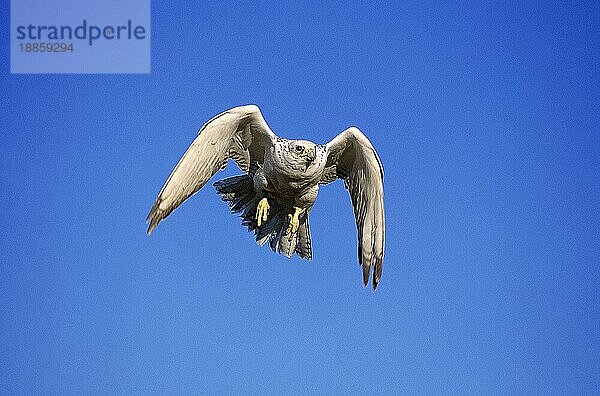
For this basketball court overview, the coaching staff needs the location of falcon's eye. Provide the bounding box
[295,145,303,152]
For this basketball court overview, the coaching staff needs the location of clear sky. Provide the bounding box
[1,1,599,394]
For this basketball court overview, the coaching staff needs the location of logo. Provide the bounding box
[11,0,151,74]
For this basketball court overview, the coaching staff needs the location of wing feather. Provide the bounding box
[325,127,385,290]
[146,105,276,234]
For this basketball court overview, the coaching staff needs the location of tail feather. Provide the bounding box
[231,191,256,213]
[267,213,312,259]
[214,175,313,260]
[295,216,313,259]
[256,211,285,246]
[214,175,251,194]
[273,216,296,257]
[214,175,259,231]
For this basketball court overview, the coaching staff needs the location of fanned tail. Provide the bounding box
[213,175,313,260]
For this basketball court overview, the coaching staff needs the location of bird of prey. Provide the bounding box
[146,105,385,289]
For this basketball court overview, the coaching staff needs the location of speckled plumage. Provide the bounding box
[146,105,385,289]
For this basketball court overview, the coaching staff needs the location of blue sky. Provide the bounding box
[1,1,599,394]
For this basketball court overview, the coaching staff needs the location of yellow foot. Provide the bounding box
[285,207,304,240]
[256,197,270,226]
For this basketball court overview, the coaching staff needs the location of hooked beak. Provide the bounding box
[304,147,316,171]
[307,147,316,162]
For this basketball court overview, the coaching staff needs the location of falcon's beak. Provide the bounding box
[304,147,316,171]
[307,147,316,162]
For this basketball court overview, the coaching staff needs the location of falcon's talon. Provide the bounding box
[256,197,270,226]
[285,207,303,239]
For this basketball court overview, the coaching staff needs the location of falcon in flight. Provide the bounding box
[146,105,385,289]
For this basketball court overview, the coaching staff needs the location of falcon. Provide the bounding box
[146,105,385,289]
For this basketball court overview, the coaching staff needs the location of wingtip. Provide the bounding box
[373,257,383,291]
[146,199,164,235]
[146,224,154,236]
[372,277,380,291]
[146,219,158,235]
[146,206,160,236]
[362,264,370,287]
[361,258,382,291]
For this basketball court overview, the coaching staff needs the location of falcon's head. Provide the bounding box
[288,140,317,170]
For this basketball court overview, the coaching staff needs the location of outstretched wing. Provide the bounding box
[146,105,276,235]
[325,127,385,290]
